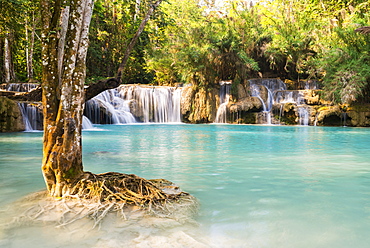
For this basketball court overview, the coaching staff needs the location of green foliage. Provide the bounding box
[2,0,370,106]
[317,1,370,104]
[145,0,261,88]
[86,0,157,84]
[0,0,24,35]
[0,0,42,83]
[320,29,370,104]
[260,0,324,79]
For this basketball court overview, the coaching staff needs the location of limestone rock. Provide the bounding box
[0,97,25,132]
[346,104,370,127]
[302,90,321,105]
[315,106,343,126]
[347,111,370,126]
[228,97,263,124]
[229,97,262,113]
[180,86,195,117]
[181,86,218,123]
[236,82,250,99]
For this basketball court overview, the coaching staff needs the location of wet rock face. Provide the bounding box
[180,86,196,120]
[181,86,218,123]
[0,97,24,132]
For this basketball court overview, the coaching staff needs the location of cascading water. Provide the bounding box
[85,85,182,124]
[247,79,312,125]
[250,84,271,124]
[3,83,44,131]
[298,80,319,90]
[84,89,136,124]
[119,85,182,123]
[274,90,310,125]
[0,83,38,92]
[214,81,231,123]
[82,116,95,130]
[298,107,310,125]
[18,102,43,131]
[248,78,286,124]
[1,83,94,131]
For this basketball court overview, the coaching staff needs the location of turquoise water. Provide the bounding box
[1,124,370,247]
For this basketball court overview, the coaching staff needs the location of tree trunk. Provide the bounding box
[37,0,190,208]
[40,0,94,197]
[4,32,16,83]
[25,12,36,80]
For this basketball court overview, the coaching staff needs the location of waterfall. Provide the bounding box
[119,85,182,123]
[247,79,312,125]
[298,80,319,90]
[274,90,310,125]
[82,116,95,130]
[214,81,231,123]
[18,102,43,131]
[85,89,136,124]
[2,83,42,131]
[248,79,286,124]
[274,91,304,105]
[298,107,309,126]
[1,83,38,92]
[85,85,182,124]
[250,84,271,124]
[19,102,98,131]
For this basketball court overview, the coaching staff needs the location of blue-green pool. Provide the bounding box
[1,124,370,247]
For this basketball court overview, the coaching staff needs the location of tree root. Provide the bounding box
[65,172,191,209]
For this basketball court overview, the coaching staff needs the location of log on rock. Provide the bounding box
[0,78,120,102]
[355,26,370,34]
[0,86,42,101]
[85,77,120,101]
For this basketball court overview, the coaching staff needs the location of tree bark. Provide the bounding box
[25,12,36,80]
[40,0,94,197]
[4,32,16,83]
[355,26,370,34]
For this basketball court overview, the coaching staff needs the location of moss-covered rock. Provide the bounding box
[279,102,298,125]
[346,104,370,127]
[0,97,25,132]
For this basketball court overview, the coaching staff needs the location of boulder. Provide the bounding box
[0,97,25,132]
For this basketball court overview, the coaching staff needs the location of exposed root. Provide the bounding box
[65,172,191,209]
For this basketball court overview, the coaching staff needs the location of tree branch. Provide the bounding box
[355,26,370,34]
[116,0,163,83]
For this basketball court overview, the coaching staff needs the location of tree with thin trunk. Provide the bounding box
[116,0,162,83]
[4,32,16,83]
[39,0,189,212]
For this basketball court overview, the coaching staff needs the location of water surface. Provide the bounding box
[1,124,370,247]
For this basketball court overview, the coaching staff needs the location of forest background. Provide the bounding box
[1,0,369,105]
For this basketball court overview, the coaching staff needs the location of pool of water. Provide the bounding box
[1,124,370,247]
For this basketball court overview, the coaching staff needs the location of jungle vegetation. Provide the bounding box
[1,0,369,105]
